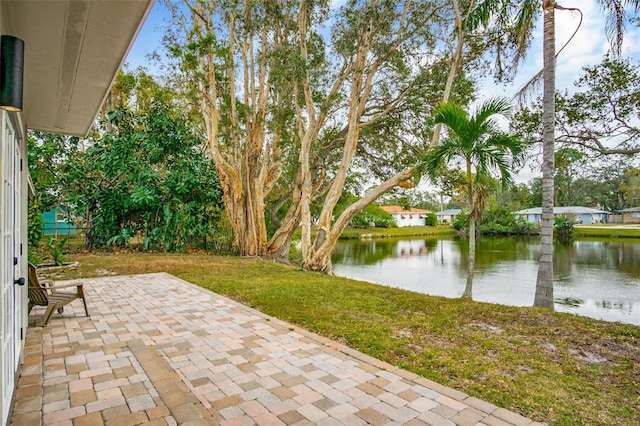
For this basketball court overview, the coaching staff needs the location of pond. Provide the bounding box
[331,236,640,325]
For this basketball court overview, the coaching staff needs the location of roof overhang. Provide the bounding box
[5,0,154,136]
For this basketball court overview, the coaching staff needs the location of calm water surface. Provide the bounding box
[332,236,640,325]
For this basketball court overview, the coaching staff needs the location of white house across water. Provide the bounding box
[0,2,152,424]
[435,208,462,223]
[514,206,609,225]
[380,206,431,227]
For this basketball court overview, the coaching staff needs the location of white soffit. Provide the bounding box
[6,0,154,136]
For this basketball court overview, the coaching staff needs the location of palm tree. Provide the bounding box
[468,0,640,309]
[420,98,524,299]
[536,0,640,308]
[534,0,557,308]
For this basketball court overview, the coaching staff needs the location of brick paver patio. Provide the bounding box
[11,273,544,425]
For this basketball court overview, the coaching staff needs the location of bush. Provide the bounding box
[554,215,575,238]
[351,212,375,228]
[351,204,396,228]
[453,212,469,230]
[478,222,513,235]
[425,212,438,226]
[477,207,541,236]
[481,206,517,228]
[46,238,68,266]
[515,219,541,235]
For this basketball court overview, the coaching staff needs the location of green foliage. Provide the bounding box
[28,71,225,253]
[107,229,132,249]
[418,98,525,222]
[27,132,84,258]
[515,220,542,236]
[468,207,541,236]
[46,238,67,266]
[69,100,223,251]
[482,206,516,227]
[351,204,396,228]
[453,212,469,230]
[425,212,438,226]
[28,198,44,249]
[513,56,640,157]
[554,216,575,238]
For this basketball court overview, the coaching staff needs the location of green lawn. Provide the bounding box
[340,225,457,239]
[46,252,639,426]
[574,224,640,239]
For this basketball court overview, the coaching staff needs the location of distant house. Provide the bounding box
[514,206,609,225]
[620,207,640,224]
[380,206,430,227]
[42,206,76,236]
[435,208,462,223]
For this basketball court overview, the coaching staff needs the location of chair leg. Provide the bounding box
[81,296,89,317]
[42,303,60,326]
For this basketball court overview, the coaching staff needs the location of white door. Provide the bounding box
[1,113,22,426]
[12,137,23,373]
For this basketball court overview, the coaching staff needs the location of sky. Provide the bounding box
[125,0,640,183]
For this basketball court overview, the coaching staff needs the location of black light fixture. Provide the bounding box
[0,35,24,112]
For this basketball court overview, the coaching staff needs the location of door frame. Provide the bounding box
[1,110,26,426]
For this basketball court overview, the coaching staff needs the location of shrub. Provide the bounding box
[479,222,513,235]
[351,212,375,228]
[554,215,575,238]
[351,204,396,228]
[425,212,438,226]
[477,207,541,236]
[453,212,469,230]
[47,238,68,266]
[482,206,517,228]
[515,219,541,235]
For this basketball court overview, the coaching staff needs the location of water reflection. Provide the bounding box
[332,237,640,325]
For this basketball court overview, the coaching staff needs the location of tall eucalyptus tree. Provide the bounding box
[165,0,516,273]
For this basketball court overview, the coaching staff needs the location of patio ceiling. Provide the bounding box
[5,0,154,136]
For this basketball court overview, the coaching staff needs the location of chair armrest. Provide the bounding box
[48,282,84,290]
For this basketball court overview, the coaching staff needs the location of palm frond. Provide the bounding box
[433,102,469,139]
[472,97,512,126]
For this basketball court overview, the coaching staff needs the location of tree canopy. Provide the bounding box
[28,71,224,252]
[514,56,640,157]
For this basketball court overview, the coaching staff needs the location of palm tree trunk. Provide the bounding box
[534,0,556,309]
[463,159,474,299]
[463,217,475,299]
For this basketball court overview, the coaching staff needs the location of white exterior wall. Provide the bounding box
[0,4,29,423]
[437,214,455,223]
[0,112,28,426]
[392,213,426,227]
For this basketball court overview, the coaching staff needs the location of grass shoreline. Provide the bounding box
[45,252,639,426]
[338,225,457,239]
[342,223,640,240]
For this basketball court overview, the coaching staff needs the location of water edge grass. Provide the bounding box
[47,252,639,425]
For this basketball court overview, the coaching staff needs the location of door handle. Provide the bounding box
[14,277,25,286]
